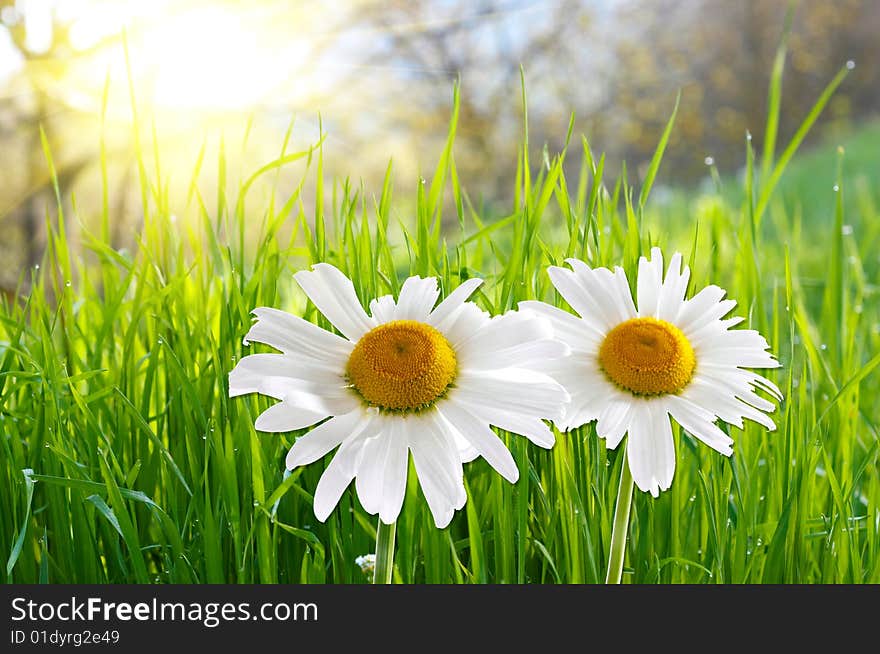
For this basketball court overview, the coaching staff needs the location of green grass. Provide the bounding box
[2,64,879,584]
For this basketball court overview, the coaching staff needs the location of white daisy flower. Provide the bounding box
[229,263,569,528]
[522,247,782,497]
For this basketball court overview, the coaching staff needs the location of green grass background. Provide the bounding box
[2,63,878,584]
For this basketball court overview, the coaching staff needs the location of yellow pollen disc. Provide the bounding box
[598,317,696,396]
[346,320,457,411]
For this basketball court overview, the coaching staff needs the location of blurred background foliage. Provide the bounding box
[0,0,878,292]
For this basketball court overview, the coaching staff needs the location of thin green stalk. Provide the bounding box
[374,520,396,584]
[606,450,635,584]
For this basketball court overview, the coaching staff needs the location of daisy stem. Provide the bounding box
[373,520,396,584]
[605,450,634,584]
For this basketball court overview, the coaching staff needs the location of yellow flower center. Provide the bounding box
[346,320,457,411]
[598,317,696,396]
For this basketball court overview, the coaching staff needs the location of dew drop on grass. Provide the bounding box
[34,264,39,270]
[746,131,752,142]
[65,281,71,287]
[846,60,855,70]
[820,343,827,350]
[704,156,714,166]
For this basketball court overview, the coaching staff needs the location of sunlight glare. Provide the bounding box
[137,7,278,111]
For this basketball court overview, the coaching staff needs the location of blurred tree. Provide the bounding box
[347,0,879,204]
[0,0,878,287]
[601,0,880,179]
[0,0,99,292]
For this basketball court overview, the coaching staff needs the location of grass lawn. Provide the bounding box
[2,72,878,584]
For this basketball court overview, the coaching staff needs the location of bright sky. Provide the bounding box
[0,0,329,112]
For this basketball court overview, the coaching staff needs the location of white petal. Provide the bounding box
[255,401,327,433]
[454,396,556,448]
[742,369,783,400]
[427,278,484,331]
[626,401,675,497]
[698,364,779,411]
[313,420,376,522]
[438,400,519,482]
[409,411,466,528]
[229,353,343,398]
[286,409,365,469]
[452,430,480,463]
[576,263,638,325]
[229,354,357,416]
[369,295,397,323]
[244,307,352,360]
[556,367,623,431]
[454,369,569,422]
[546,265,618,331]
[518,300,604,349]
[379,419,410,524]
[354,431,390,515]
[394,276,440,322]
[683,380,744,428]
[313,454,356,522]
[293,263,376,340]
[685,377,778,431]
[676,285,727,331]
[636,247,664,317]
[609,266,639,321]
[595,400,634,449]
[656,252,690,323]
[350,416,410,524]
[683,299,737,338]
[665,395,734,456]
[651,402,676,493]
[455,310,549,355]
[463,339,570,371]
[438,302,491,348]
[457,311,569,370]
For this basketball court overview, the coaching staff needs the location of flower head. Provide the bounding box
[522,248,782,497]
[230,263,569,527]
[355,554,376,577]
